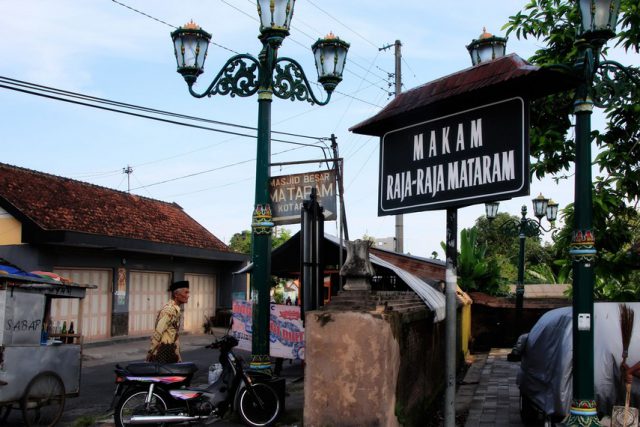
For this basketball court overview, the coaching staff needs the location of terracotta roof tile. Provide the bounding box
[0,163,229,251]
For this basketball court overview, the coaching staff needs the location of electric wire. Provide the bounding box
[111,0,391,102]
[1,77,334,181]
[111,0,240,55]
[236,0,389,82]
[306,0,379,50]
[0,76,326,141]
[130,145,305,191]
[346,142,377,191]
[1,81,333,174]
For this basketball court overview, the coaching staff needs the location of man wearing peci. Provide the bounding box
[146,280,190,363]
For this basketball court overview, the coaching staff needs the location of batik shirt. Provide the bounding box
[147,299,182,362]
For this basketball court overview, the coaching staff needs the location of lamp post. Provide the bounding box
[170,1,349,373]
[545,1,639,425]
[485,195,558,332]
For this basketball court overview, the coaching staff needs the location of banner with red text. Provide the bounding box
[231,299,305,360]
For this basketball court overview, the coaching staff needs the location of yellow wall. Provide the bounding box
[461,304,472,357]
[0,209,22,245]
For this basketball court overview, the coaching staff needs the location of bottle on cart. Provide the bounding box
[61,321,67,343]
[67,321,75,344]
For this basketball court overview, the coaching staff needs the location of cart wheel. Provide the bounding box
[21,371,65,427]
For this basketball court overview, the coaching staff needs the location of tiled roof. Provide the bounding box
[0,163,229,251]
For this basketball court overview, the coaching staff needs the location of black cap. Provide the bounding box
[169,280,189,292]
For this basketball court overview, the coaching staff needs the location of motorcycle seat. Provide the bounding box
[126,362,198,376]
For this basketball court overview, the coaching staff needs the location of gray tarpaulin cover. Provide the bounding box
[517,302,640,417]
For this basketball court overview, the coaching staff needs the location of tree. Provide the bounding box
[228,228,292,254]
[445,227,506,295]
[474,213,556,284]
[504,0,640,298]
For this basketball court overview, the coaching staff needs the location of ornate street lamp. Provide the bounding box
[484,200,500,220]
[466,28,508,66]
[545,1,639,425]
[171,1,349,374]
[485,196,558,335]
[578,0,620,44]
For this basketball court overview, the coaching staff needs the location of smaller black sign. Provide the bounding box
[379,97,529,215]
[270,170,337,225]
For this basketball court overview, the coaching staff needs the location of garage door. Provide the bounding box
[183,273,217,333]
[51,268,112,343]
[128,271,171,336]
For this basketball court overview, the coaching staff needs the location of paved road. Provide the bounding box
[3,333,288,426]
[2,338,522,426]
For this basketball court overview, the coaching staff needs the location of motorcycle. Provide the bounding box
[111,334,281,426]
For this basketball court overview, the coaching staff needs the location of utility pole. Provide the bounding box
[331,134,348,291]
[123,165,133,193]
[380,40,403,253]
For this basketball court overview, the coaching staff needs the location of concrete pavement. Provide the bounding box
[456,348,524,427]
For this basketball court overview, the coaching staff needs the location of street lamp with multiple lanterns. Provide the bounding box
[561,1,638,425]
[477,1,638,425]
[170,0,349,373]
[485,195,559,332]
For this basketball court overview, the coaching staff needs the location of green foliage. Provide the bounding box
[475,213,561,284]
[453,227,506,295]
[229,230,252,254]
[551,190,640,300]
[228,228,292,254]
[503,0,640,300]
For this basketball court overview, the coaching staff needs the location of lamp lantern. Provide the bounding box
[546,199,559,222]
[466,28,507,66]
[171,20,212,85]
[578,0,621,43]
[485,201,500,220]
[312,32,350,93]
[170,2,347,375]
[257,0,296,42]
[531,193,550,220]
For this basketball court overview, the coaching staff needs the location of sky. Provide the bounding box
[1,0,638,259]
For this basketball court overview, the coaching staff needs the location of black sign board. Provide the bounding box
[270,170,337,225]
[379,97,529,215]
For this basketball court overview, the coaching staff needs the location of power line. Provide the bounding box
[307,0,379,50]
[111,0,240,55]
[111,0,389,105]
[111,0,174,28]
[0,76,330,143]
[130,145,305,191]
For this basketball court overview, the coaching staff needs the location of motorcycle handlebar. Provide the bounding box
[205,334,239,350]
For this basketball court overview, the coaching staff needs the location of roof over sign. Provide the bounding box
[0,162,230,252]
[350,53,578,137]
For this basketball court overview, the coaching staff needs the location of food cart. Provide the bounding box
[0,267,95,426]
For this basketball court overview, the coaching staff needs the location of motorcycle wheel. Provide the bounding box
[114,388,168,427]
[236,383,280,427]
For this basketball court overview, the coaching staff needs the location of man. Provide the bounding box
[146,280,190,363]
